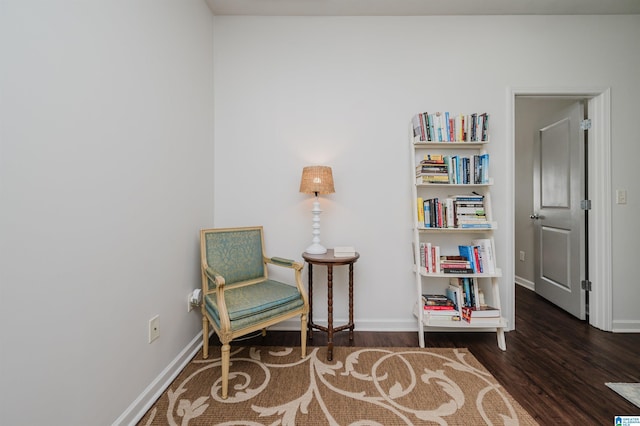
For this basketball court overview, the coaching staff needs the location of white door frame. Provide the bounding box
[507,87,612,331]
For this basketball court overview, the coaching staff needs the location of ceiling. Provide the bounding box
[206,0,640,16]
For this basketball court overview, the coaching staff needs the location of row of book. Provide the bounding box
[446,279,501,324]
[416,153,489,185]
[418,238,496,275]
[417,194,490,229]
[412,111,489,143]
[447,277,484,310]
[458,242,496,274]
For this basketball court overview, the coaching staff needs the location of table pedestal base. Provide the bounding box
[303,249,359,361]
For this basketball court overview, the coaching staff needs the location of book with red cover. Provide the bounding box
[424,305,456,310]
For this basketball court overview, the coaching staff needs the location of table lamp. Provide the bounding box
[299,165,335,254]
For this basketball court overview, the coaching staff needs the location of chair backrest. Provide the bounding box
[201,226,266,287]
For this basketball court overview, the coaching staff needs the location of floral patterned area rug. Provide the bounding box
[138,346,538,425]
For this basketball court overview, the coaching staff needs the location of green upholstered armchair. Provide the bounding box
[199,226,309,399]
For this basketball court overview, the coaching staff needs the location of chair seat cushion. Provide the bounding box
[205,280,304,331]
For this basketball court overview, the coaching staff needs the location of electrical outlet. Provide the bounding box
[188,289,202,312]
[148,315,160,343]
[519,251,525,262]
[616,189,627,204]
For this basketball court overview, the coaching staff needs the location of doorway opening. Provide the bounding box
[509,88,612,331]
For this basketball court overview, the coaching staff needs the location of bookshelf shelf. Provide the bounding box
[416,179,494,187]
[410,112,506,351]
[417,223,498,232]
[413,141,489,148]
[413,266,503,278]
[413,303,507,328]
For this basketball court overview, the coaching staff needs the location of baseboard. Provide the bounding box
[612,320,640,333]
[272,317,420,332]
[515,276,535,291]
[271,318,512,334]
[112,332,203,426]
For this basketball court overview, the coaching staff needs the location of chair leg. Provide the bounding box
[221,343,230,399]
[202,316,209,359]
[300,313,307,358]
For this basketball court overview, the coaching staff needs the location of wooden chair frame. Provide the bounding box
[200,226,308,399]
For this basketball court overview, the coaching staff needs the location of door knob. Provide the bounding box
[530,214,540,220]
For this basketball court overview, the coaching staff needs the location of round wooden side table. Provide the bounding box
[302,249,360,361]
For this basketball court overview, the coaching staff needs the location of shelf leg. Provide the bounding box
[496,327,506,351]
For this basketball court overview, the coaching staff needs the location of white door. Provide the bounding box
[532,101,586,320]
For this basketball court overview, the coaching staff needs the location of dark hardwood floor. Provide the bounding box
[210,285,640,425]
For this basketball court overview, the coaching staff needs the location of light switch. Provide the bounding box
[616,189,627,205]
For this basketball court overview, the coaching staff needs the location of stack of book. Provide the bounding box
[416,155,449,184]
[452,194,490,228]
[440,255,473,274]
[422,294,460,321]
[461,305,501,325]
[333,246,356,258]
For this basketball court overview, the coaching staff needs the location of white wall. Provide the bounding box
[0,1,214,425]
[213,15,640,333]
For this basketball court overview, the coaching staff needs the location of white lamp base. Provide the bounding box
[305,243,327,255]
[305,195,327,255]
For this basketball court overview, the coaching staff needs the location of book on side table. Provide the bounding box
[334,246,356,258]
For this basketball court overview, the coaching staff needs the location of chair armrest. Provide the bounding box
[266,256,303,271]
[266,256,308,309]
[264,256,309,306]
[203,266,225,289]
